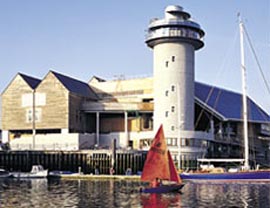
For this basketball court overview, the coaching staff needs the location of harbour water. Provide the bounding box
[0,179,269,207]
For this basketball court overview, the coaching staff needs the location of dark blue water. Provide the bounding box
[0,179,269,207]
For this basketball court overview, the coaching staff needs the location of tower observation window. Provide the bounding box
[172,56,175,62]
[165,61,169,67]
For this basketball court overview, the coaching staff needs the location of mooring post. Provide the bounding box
[111,138,116,172]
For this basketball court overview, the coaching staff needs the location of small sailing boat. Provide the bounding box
[140,125,184,193]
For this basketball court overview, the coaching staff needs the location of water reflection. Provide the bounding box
[182,182,270,208]
[0,179,269,207]
[141,193,181,208]
[0,179,49,207]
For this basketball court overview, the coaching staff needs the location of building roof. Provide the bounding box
[51,71,98,100]
[89,76,106,83]
[195,82,270,123]
[19,73,41,89]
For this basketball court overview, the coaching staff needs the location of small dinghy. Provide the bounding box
[140,125,184,193]
[0,169,12,178]
[12,165,48,178]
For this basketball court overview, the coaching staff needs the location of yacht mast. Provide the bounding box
[239,15,249,170]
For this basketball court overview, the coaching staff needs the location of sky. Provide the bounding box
[0,0,270,112]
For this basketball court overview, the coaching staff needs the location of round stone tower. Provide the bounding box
[146,5,205,136]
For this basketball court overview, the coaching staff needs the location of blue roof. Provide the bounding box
[51,71,98,100]
[19,73,41,89]
[195,82,270,122]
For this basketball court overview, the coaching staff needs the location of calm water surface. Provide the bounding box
[0,178,269,207]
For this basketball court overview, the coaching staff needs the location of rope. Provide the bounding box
[194,27,239,129]
[243,24,270,122]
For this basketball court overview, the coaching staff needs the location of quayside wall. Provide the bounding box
[0,150,147,175]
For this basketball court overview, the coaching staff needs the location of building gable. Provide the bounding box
[50,71,98,100]
[1,73,41,130]
[1,73,41,95]
[89,76,106,84]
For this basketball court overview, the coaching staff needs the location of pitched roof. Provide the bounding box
[51,71,98,100]
[19,73,41,89]
[89,76,106,83]
[195,82,270,123]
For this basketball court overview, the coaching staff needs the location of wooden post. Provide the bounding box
[111,139,116,169]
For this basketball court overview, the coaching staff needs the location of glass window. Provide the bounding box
[172,56,175,62]
[22,93,32,107]
[26,108,41,123]
[171,106,175,112]
[165,90,169,96]
[171,85,175,91]
[143,116,151,129]
[189,139,194,147]
[165,111,169,117]
[165,61,169,67]
[202,141,207,147]
[181,138,185,146]
[171,126,175,131]
[26,109,32,123]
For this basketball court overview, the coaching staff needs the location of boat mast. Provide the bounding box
[239,14,249,170]
[32,89,36,150]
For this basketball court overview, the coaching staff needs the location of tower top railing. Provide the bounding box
[145,5,205,49]
[148,18,204,36]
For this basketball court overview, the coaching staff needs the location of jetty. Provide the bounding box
[0,150,147,175]
[58,174,141,180]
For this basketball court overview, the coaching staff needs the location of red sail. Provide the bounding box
[141,125,170,181]
[168,150,182,183]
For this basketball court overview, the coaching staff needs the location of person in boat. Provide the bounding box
[151,178,161,188]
